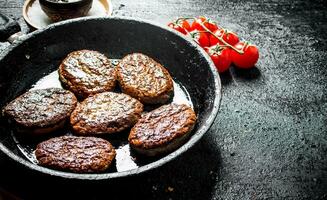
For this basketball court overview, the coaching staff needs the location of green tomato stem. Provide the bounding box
[201,21,244,54]
[176,17,196,21]
[176,17,245,55]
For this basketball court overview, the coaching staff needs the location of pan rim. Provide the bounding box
[0,16,221,180]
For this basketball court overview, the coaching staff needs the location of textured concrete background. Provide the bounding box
[0,0,326,199]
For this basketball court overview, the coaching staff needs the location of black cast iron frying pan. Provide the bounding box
[0,14,221,180]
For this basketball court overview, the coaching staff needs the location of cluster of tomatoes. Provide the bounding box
[168,16,259,73]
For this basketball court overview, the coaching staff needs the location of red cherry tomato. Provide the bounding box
[189,31,210,48]
[231,42,259,68]
[168,19,191,35]
[191,16,219,32]
[205,45,231,73]
[209,29,240,46]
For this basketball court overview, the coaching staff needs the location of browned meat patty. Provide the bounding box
[128,103,196,156]
[59,50,116,98]
[117,53,174,104]
[35,136,116,173]
[71,92,143,135]
[2,88,77,135]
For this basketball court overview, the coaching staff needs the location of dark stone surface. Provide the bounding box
[0,0,327,199]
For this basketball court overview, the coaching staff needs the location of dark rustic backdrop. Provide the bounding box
[0,0,326,199]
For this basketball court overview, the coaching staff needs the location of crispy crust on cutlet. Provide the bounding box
[70,92,143,135]
[116,53,174,104]
[58,50,116,99]
[2,88,77,134]
[130,126,194,156]
[128,103,196,156]
[16,120,66,135]
[35,136,116,173]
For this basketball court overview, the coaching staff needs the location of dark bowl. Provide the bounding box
[39,0,93,22]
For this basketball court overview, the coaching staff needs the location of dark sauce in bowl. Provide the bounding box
[39,0,93,22]
[46,0,83,3]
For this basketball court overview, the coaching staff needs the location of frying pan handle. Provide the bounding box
[0,13,21,43]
